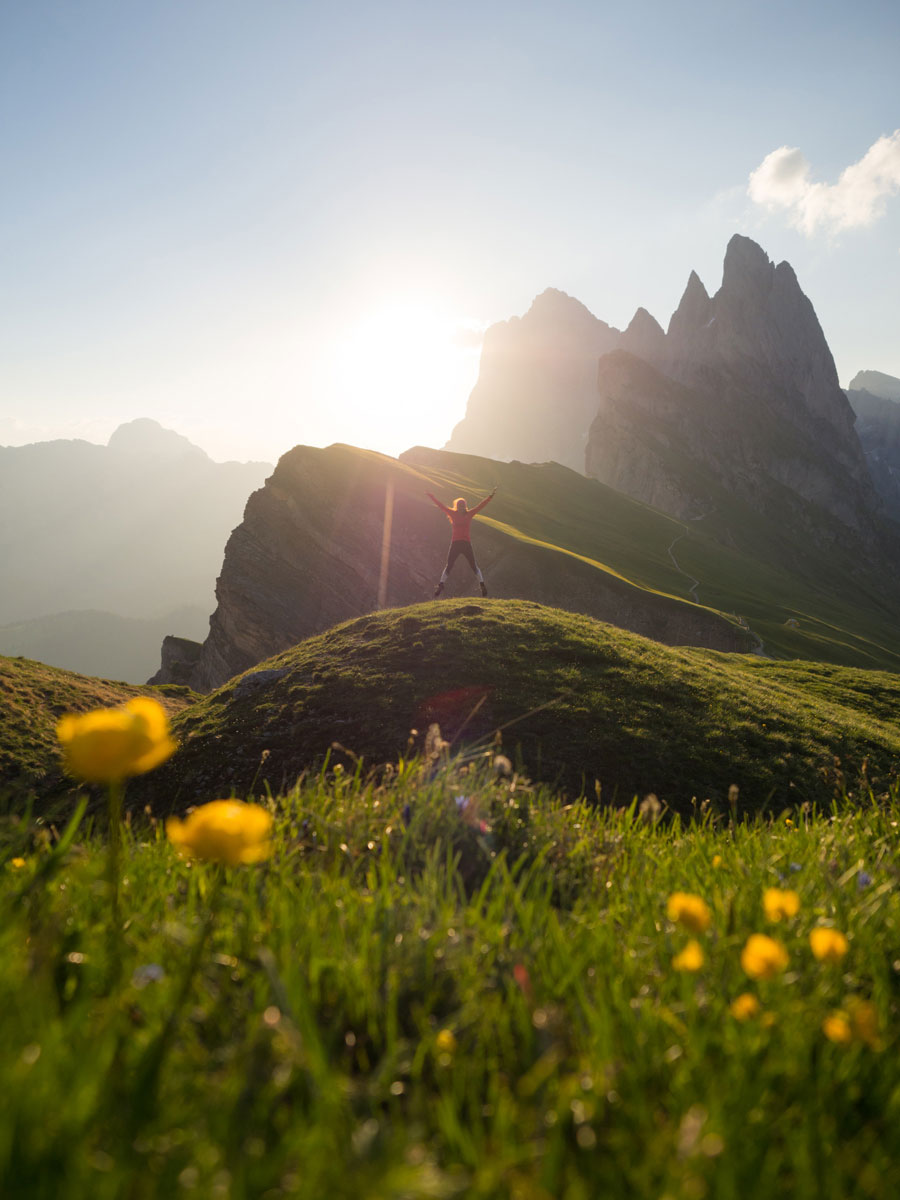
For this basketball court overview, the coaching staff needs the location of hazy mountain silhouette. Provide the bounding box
[0,419,271,680]
[448,236,896,574]
[847,370,900,520]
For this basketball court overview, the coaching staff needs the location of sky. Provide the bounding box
[1,0,898,464]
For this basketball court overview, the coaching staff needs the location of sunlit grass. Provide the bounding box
[2,750,899,1199]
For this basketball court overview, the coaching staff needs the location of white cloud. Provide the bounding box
[748,130,900,235]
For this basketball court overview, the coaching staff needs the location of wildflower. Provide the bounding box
[666,892,712,933]
[132,963,165,988]
[809,927,849,963]
[711,854,722,868]
[857,871,873,890]
[847,998,880,1049]
[435,1029,457,1054]
[740,934,789,980]
[166,800,272,866]
[729,993,760,1021]
[763,887,800,922]
[9,857,26,870]
[822,1012,853,1044]
[673,940,704,971]
[57,697,175,783]
[513,963,532,999]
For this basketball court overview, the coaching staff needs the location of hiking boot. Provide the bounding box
[433,582,444,598]
[480,582,488,597]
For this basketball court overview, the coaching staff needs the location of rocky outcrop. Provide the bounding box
[148,635,203,688]
[153,443,752,692]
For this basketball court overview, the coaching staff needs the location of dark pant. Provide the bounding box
[443,540,478,576]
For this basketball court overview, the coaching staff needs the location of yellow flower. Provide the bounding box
[809,927,849,963]
[166,800,273,866]
[666,892,712,933]
[763,887,800,922]
[9,857,27,870]
[848,998,880,1049]
[436,1029,457,1054]
[822,1012,852,1044]
[740,934,789,980]
[711,854,723,868]
[57,697,175,783]
[672,940,705,971]
[729,992,760,1021]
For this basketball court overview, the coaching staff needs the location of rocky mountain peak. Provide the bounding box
[849,370,900,401]
[525,288,608,330]
[621,307,665,358]
[666,269,713,342]
[721,232,774,293]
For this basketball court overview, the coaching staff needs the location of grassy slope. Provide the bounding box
[136,600,900,815]
[0,654,195,800]
[402,445,900,670]
[4,762,900,1199]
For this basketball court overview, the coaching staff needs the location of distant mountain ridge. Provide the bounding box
[0,419,271,681]
[847,370,900,521]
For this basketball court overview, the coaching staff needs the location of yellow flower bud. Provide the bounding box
[809,927,848,963]
[436,1029,457,1054]
[166,800,273,866]
[762,888,800,922]
[822,1012,852,1044]
[57,697,175,783]
[666,892,712,933]
[740,934,789,980]
[672,940,705,972]
[729,993,760,1021]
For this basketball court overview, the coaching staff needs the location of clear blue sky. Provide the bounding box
[1,0,898,462]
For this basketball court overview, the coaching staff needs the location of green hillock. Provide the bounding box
[0,655,195,803]
[140,600,900,814]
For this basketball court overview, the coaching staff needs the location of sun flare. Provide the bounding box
[326,296,483,456]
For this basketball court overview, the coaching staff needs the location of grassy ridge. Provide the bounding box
[141,600,900,815]
[3,756,899,1198]
[402,445,900,670]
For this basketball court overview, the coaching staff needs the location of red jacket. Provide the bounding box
[428,492,494,541]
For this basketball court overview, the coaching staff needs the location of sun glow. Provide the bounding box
[326,295,483,457]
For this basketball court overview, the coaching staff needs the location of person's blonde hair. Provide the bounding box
[453,497,467,511]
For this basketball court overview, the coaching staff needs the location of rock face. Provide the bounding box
[155,443,752,692]
[589,237,879,545]
[847,373,900,520]
[449,235,883,554]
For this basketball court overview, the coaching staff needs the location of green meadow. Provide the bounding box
[3,590,900,1197]
[3,749,899,1199]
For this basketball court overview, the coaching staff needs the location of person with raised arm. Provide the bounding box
[426,487,496,598]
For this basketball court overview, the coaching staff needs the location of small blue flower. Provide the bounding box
[857,870,873,890]
[401,803,412,827]
[132,963,165,988]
